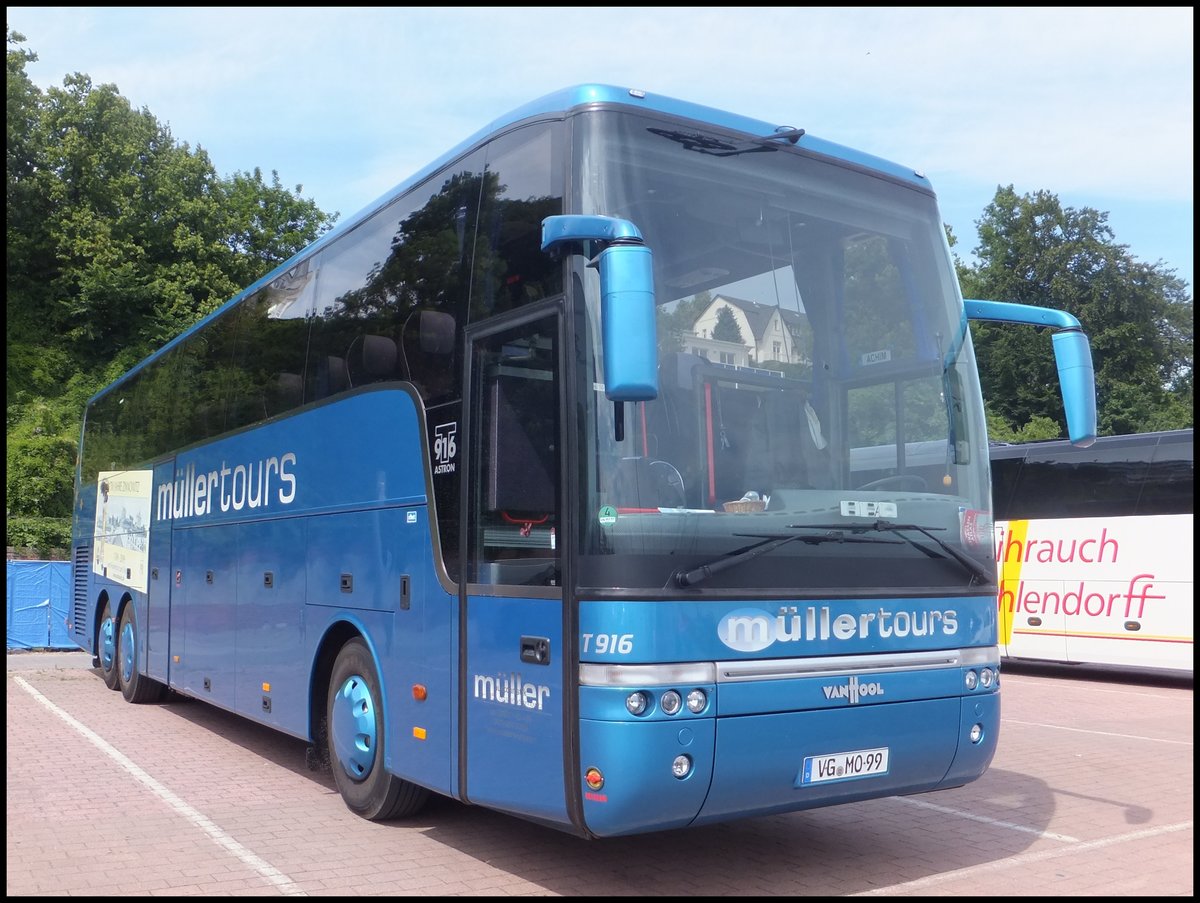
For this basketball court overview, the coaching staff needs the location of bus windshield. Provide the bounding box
[573,109,991,592]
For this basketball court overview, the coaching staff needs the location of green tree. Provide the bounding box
[712,304,745,344]
[657,291,710,353]
[958,186,1192,437]
[6,29,336,549]
[984,410,1061,444]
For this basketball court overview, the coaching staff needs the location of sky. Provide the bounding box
[7,7,1194,293]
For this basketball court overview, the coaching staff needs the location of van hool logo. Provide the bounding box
[822,674,884,704]
[717,605,959,652]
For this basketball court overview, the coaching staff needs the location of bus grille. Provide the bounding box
[72,544,90,640]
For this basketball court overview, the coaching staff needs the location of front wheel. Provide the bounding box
[117,603,164,704]
[327,638,428,820]
[98,600,121,691]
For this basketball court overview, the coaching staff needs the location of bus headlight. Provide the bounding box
[625,691,650,715]
[980,668,995,688]
[671,754,692,778]
[660,690,682,715]
[969,723,984,744]
[686,689,707,713]
[964,670,978,690]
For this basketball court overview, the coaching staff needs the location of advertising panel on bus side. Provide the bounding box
[995,513,1193,673]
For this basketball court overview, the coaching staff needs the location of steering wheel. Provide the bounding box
[649,460,687,507]
[856,474,928,492]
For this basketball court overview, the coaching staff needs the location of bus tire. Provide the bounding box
[98,600,121,691]
[327,638,429,821]
[117,603,164,704]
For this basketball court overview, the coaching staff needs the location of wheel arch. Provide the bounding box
[92,588,112,655]
[93,588,134,654]
[309,618,371,745]
[110,590,136,642]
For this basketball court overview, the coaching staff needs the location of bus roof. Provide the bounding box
[989,429,1193,460]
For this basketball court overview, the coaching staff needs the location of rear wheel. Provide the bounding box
[98,600,121,690]
[327,638,428,820]
[117,604,164,704]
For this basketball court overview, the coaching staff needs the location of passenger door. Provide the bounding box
[461,305,569,827]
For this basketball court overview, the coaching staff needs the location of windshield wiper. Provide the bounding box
[668,528,892,589]
[647,127,780,158]
[668,520,993,589]
[843,520,994,586]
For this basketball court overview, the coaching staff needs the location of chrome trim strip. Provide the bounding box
[717,649,970,682]
[579,648,998,687]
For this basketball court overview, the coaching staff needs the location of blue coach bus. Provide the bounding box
[72,84,1097,838]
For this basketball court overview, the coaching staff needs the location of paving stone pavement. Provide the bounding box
[7,650,1193,896]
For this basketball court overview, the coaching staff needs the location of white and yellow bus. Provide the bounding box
[990,430,1193,674]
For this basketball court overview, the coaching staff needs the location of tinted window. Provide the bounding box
[472,125,564,321]
[307,149,484,406]
[1141,436,1194,514]
[991,432,1193,519]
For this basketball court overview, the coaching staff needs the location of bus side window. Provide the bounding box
[473,123,564,320]
[1141,437,1194,515]
[316,356,350,399]
[270,373,304,416]
[488,373,557,514]
[400,309,457,404]
[989,450,1023,521]
[468,316,561,587]
[347,334,398,387]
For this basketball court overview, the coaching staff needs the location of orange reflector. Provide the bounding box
[261,682,271,692]
[413,726,427,740]
[584,767,604,791]
[412,684,428,701]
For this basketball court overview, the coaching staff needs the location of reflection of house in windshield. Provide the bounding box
[678,295,810,373]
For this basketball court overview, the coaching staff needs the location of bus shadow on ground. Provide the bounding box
[413,768,1062,896]
[148,680,1072,896]
[151,687,337,790]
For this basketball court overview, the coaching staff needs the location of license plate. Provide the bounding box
[801,747,890,785]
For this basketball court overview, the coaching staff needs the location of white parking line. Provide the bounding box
[894,795,1080,842]
[15,676,307,897]
[1005,718,1194,746]
[852,821,1194,896]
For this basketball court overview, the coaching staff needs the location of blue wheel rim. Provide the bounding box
[100,611,117,672]
[331,674,377,781]
[120,618,136,684]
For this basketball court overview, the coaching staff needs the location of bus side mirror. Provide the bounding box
[1050,329,1097,447]
[542,215,658,402]
[964,299,1097,448]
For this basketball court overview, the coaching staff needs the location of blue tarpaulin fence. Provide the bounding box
[7,560,79,650]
